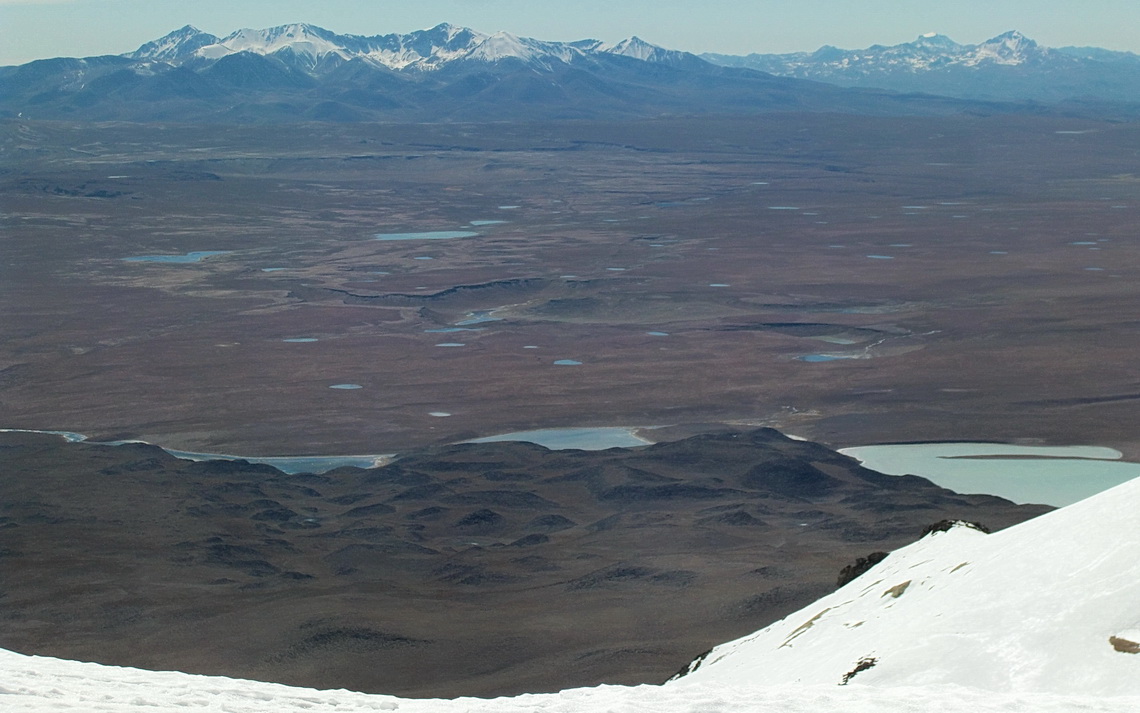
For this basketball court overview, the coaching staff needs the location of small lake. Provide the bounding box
[373,231,479,241]
[456,310,501,326]
[123,251,231,263]
[329,384,363,390]
[467,427,653,450]
[0,429,389,475]
[840,442,1140,507]
[553,359,582,365]
[164,450,390,474]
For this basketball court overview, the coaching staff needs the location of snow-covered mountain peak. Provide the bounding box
[465,31,583,67]
[126,25,220,62]
[605,36,662,60]
[115,22,719,75]
[196,23,350,62]
[964,30,1041,66]
[425,22,475,42]
[600,37,700,68]
[912,32,961,50]
[672,474,1140,695]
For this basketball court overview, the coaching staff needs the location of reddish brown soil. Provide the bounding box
[3,115,1140,458]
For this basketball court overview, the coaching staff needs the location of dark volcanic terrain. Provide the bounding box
[4,115,1140,458]
[0,428,1049,696]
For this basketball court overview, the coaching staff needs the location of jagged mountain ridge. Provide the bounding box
[0,23,1060,122]
[124,23,699,73]
[702,30,1140,102]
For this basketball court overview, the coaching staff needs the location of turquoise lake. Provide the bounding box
[840,442,1140,507]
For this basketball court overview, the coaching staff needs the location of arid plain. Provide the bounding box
[4,112,1140,696]
[4,114,1140,458]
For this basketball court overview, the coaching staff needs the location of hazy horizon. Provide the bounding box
[3,0,1139,67]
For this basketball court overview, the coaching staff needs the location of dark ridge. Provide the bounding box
[836,551,889,587]
[0,427,1051,698]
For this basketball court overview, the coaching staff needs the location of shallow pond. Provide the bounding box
[123,251,231,263]
[373,231,478,241]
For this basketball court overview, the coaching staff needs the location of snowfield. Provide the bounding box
[3,650,1139,713]
[4,469,1139,711]
[674,476,1140,695]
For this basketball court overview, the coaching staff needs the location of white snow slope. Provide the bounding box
[4,476,1139,712]
[676,475,1140,694]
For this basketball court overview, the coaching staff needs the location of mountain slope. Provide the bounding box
[673,475,1140,694]
[3,475,1139,711]
[3,646,1139,713]
[0,428,1048,697]
[703,31,1140,103]
[0,23,1050,122]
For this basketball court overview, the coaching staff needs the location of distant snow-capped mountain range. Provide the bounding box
[125,23,699,72]
[702,30,1140,102]
[3,23,1140,122]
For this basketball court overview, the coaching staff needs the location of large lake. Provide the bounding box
[840,442,1140,507]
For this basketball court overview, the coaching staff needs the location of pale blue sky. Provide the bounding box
[2,0,1138,66]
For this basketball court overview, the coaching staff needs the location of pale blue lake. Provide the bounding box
[840,442,1140,507]
[467,427,652,450]
[0,429,388,474]
[373,231,478,241]
[123,251,231,263]
[165,450,390,474]
[8,428,1138,498]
